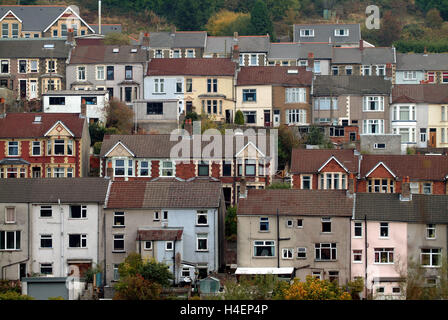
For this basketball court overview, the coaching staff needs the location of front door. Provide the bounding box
[264,110,271,127]
[19,80,27,99]
[19,263,27,279]
[225,109,232,123]
[429,128,437,147]
[32,167,41,178]
[273,110,280,127]
[29,80,37,99]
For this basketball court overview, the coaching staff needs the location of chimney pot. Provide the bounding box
[239,178,247,199]
[401,176,411,200]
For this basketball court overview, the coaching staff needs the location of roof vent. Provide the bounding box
[113,48,119,53]
[131,48,137,53]
[33,116,42,123]
[287,69,298,74]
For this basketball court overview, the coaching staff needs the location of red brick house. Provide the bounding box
[290,148,448,194]
[0,113,90,178]
[99,133,274,206]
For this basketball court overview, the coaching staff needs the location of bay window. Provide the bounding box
[286,109,307,124]
[393,105,415,121]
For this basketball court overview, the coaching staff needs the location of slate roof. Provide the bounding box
[69,45,146,64]
[106,178,222,209]
[297,43,333,59]
[290,148,359,173]
[396,53,448,71]
[332,47,395,64]
[354,193,448,224]
[268,43,301,59]
[360,154,448,180]
[237,35,270,52]
[99,134,273,158]
[392,85,448,104]
[0,5,66,32]
[0,113,86,138]
[148,31,207,48]
[332,47,361,64]
[0,39,70,59]
[90,24,122,35]
[237,189,353,216]
[137,228,183,241]
[0,178,110,203]
[204,36,235,55]
[293,24,361,44]
[147,58,236,76]
[236,66,312,86]
[313,75,392,96]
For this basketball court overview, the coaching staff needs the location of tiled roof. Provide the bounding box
[313,75,392,96]
[268,43,301,60]
[355,193,448,223]
[0,5,66,31]
[237,189,353,216]
[205,36,236,54]
[148,31,207,48]
[396,53,448,71]
[236,66,312,86]
[290,148,359,173]
[297,43,333,59]
[69,45,147,64]
[293,24,361,44]
[392,85,448,104]
[237,35,270,52]
[0,113,86,138]
[147,58,236,76]
[0,178,110,203]
[106,178,222,209]
[360,154,448,180]
[0,39,70,59]
[332,47,395,65]
[137,228,183,241]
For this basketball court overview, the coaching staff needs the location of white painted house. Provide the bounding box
[42,90,109,123]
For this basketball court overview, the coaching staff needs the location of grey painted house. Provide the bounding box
[147,31,207,59]
[66,44,147,109]
[102,178,226,286]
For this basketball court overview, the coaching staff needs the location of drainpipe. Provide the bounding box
[59,198,64,277]
[173,240,176,285]
[103,207,106,286]
[1,202,31,280]
[364,214,368,299]
[277,209,280,268]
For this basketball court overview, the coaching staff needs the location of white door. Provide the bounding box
[29,80,37,99]
[273,111,280,127]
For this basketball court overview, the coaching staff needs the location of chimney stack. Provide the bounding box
[239,178,247,199]
[67,28,74,44]
[142,32,150,49]
[386,63,392,78]
[232,45,239,63]
[106,160,114,179]
[233,31,238,40]
[401,176,411,201]
[81,98,86,118]
[359,39,364,51]
[307,52,314,71]
[348,173,355,195]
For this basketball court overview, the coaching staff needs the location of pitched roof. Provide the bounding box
[0,178,110,203]
[0,5,66,31]
[237,189,353,216]
[268,43,301,60]
[236,66,312,86]
[392,85,448,104]
[397,53,448,71]
[106,178,222,209]
[332,47,361,64]
[69,45,146,64]
[313,75,392,96]
[355,193,448,224]
[297,43,333,59]
[290,148,359,173]
[360,154,448,180]
[147,58,236,76]
[237,35,270,52]
[0,39,70,59]
[137,228,183,241]
[0,113,86,138]
[205,36,236,55]
[90,24,122,35]
[148,31,207,48]
[332,47,395,65]
[293,24,361,44]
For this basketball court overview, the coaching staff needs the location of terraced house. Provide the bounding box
[395,53,448,85]
[146,30,207,59]
[0,113,90,178]
[0,39,71,101]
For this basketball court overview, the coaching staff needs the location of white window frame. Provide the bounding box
[77,66,86,81]
[113,211,125,227]
[113,234,125,252]
[196,210,208,226]
[354,222,363,238]
[403,71,417,80]
[286,109,307,125]
[144,241,152,250]
[334,29,349,36]
[421,248,441,267]
[300,29,314,37]
[363,96,384,111]
[426,224,436,239]
[138,159,151,177]
[0,231,20,250]
[96,65,105,80]
[363,119,384,134]
[40,234,53,248]
[166,241,174,251]
[282,248,293,259]
[253,240,275,257]
[353,249,363,263]
[297,247,306,259]
[68,234,87,248]
[374,248,394,264]
[5,207,15,224]
[160,160,175,177]
[285,88,306,103]
[196,234,208,251]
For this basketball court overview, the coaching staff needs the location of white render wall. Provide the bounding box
[31,203,100,277]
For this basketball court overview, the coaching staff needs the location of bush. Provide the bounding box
[93,142,102,155]
[0,280,21,294]
[234,110,245,125]
[48,296,65,300]
[0,291,33,300]
[114,275,162,300]
[282,276,351,300]
[266,182,291,189]
[225,206,237,239]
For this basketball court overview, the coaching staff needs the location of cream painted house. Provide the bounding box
[235,84,272,127]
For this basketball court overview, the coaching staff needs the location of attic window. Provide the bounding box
[113,48,119,53]
[287,69,298,74]
[130,48,137,53]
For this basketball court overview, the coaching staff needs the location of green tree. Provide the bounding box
[378,10,402,46]
[234,110,245,125]
[250,0,274,38]
[105,99,134,134]
[278,125,300,170]
[266,182,291,189]
[225,206,237,239]
[103,33,131,45]
[426,8,444,28]
[114,274,162,300]
[89,122,106,146]
[283,276,351,300]
[175,0,215,30]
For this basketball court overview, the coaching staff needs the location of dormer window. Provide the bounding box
[300,29,314,37]
[335,29,349,36]
[113,48,119,53]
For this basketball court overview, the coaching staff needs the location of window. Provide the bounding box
[196,210,208,225]
[319,173,347,190]
[297,219,303,228]
[113,264,120,280]
[207,79,217,93]
[314,61,321,74]
[393,105,415,121]
[162,211,168,221]
[166,241,174,251]
[68,234,87,248]
[362,65,371,76]
[354,222,362,237]
[40,234,52,248]
[113,234,125,251]
[70,205,87,219]
[421,248,441,267]
[114,212,125,227]
[160,161,174,177]
[374,143,386,149]
[245,159,256,176]
[77,66,86,81]
[286,220,293,228]
[143,241,152,250]
[181,267,190,277]
[8,141,18,156]
[124,87,132,102]
[186,49,195,58]
[155,50,163,58]
[312,271,322,279]
[300,29,314,37]
[47,60,56,73]
[297,247,306,259]
[5,207,15,223]
[106,66,114,80]
[175,79,183,93]
[1,24,8,38]
[250,54,258,66]
[363,96,384,111]
[321,218,332,233]
[242,89,256,102]
[374,248,394,264]
[285,88,306,103]
[282,248,293,259]
[443,72,448,83]
[49,97,65,105]
[52,168,64,178]
[302,176,311,189]
[315,243,337,261]
[254,240,275,257]
[223,161,232,176]
[330,127,344,137]
[335,29,349,36]
[426,224,436,239]
[0,60,8,73]
[153,211,160,221]
[353,249,363,263]
[286,109,307,124]
[404,71,416,80]
[380,222,389,238]
[363,119,384,134]
[376,65,386,76]
[53,29,58,37]
[376,287,385,293]
[54,139,65,155]
[138,160,150,176]
[125,66,133,80]
[197,234,208,251]
[198,161,209,176]
[427,72,435,83]
[423,182,432,194]
[345,66,352,75]
[332,66,339,75]
[147,102,163,115]
[329,271,339,284]
[95,66,105,80]
[172,49,181,58]
[0,231,20,250]
[40,206,52,217]
[154,79,165,93]
[314,97,338,110]
[243,111,256,124]
[186,78,192,92]
[392,287,401,294]
[30,60,38,73]
[260,217,269,231]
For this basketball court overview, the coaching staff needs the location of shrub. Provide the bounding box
[234,110,245,125]
[0,291,33,300]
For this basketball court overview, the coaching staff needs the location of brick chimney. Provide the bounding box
[80,98,86,118]
[239,178,247,199]
[348,173,355,195]
[142,32,150,48]
[233,31,238,41]
[106,160,114,179]
[307,52,314,71]
[67,28,74,45]
[386,63,393,78]
[232,45,239,63]
[401,176,411,201]
[359,39,364,51]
